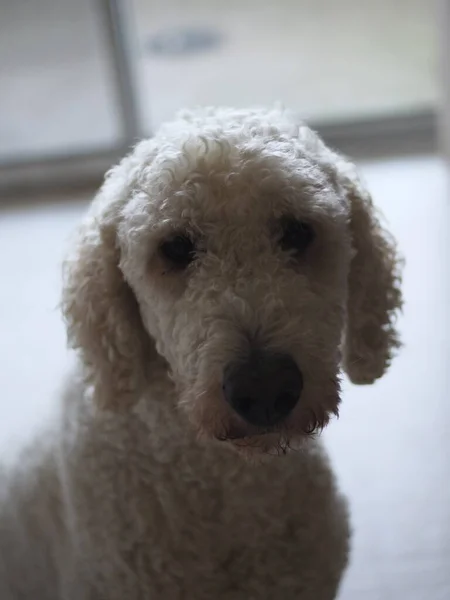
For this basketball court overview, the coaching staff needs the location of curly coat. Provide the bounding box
[0,107,402,599]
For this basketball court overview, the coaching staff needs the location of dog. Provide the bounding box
[0,107,402,599]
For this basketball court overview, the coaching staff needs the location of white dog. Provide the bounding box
[0,107,402,599]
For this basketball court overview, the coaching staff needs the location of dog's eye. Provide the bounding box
[279,217,315,256]
[160,234,196,269]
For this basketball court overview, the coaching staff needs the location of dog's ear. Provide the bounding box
[296,124,402,382]
[62,151,155,410]
[341,171,403,384]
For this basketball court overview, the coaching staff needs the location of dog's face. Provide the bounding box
[119,138,350,452]
[63,108,402,455]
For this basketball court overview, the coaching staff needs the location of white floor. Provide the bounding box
[0,154,449,599]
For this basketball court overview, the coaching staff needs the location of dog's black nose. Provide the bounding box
[223,352,303,427]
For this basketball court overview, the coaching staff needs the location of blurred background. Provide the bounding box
[1,1,450,599]
[0,0,441,179]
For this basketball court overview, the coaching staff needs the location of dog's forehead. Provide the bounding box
[137,131,345,229]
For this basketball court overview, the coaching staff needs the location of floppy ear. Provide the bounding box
[296,123,403,383]
[341,172,403,384]
[62,153,154,410]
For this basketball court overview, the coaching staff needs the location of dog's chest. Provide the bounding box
[68,416,347,600]
[77,444,346,599]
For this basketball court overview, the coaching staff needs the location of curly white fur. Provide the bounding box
[0,107,402,599]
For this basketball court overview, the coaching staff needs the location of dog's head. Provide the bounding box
[62,107,402,455]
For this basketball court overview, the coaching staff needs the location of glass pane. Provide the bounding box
[0,0,120,160]
[132,0,437,129]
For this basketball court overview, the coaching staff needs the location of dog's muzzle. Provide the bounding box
[222,351,303,428]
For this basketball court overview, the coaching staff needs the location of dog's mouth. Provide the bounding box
[184,378,339,455]
[216,421,275,442]
[215,420,295,455]
[216,426,297,456]
[214,406,331,455]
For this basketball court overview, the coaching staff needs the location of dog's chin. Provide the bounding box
[214,427,303,459]
[229,433,292,458]
[213,407,336,459]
